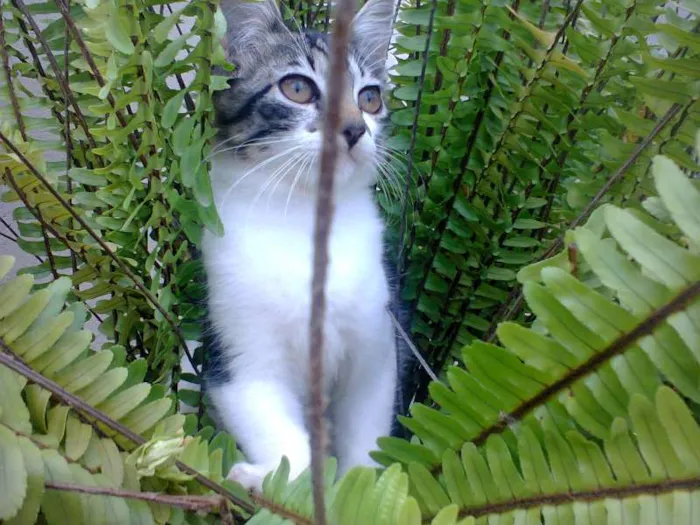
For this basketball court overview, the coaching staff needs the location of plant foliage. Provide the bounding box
[0,0,699,523]
[390,0,699,398]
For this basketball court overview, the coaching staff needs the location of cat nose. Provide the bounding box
[342,121,366,149]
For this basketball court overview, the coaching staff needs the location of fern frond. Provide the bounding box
[0,256,252,523]
[379,153,700,520]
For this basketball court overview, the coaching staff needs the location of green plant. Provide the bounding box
[0,0,698,523]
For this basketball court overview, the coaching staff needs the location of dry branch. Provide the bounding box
[308,0,357,522]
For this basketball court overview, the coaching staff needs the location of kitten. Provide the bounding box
[201,0,411,493]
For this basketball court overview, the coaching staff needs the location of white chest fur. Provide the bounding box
[203,155,398,491]
[202,168,391,395]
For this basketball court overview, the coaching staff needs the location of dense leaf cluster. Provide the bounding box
[389,0,699,398]
[0,0,699,523]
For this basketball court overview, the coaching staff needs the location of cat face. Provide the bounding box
[213,0,394,191]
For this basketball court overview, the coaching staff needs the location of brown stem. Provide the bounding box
[41,231,60,279]
[45,481,226,513]
[3,169,103,321]
[11,0,98,152]
[62,0,78,274]
[0,130,197,373]
[421,477,700,522]
[472,279,700,446]
[308,0,356,523]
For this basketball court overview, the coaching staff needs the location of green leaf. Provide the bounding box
[106,10,135,54]
[162,90,186,129]
[0,366,32,434]
[96,438,124,486]
[6,437,44,525]
[154,7,185,43]
[41,449,83,525]
[155,34,189,68]
[65,416,93,462]
[0,425,26,520]
[408,462,450,516]
[653,155,700,249]
[604,206,700,289]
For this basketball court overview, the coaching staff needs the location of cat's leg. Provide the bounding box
[208,375,310,493]
[332,320,396,475]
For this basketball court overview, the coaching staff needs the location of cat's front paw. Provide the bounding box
[227,462,270,494]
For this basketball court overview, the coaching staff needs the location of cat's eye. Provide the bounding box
[279,75,317,104]
[358,86,382,114]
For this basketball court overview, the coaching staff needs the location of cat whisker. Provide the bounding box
[208,136,302,162]
[285,152,315,216]
[266,151,311,209]
[376,163,407,209]
[219,144,307,210]
[254,151,307,209]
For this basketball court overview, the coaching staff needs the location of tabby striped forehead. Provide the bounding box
[212,22,387,149]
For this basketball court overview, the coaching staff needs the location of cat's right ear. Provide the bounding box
[219,0,285,66]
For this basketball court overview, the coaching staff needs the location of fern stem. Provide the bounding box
[308,0,358,523]
[439,477,700,522]
[396,0,440,297]
[45,481,228,513]
[472,277,700,446]
[11,0,99,154]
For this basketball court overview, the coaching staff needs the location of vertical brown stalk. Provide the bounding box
[308,0,356,523]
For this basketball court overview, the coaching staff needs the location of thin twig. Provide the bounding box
[0,130,198,374]
[0,230,16,242]
[443,477,700,522]
[11,0,98,152]
[387,308,439,383]
[62,0,78,274]
[396,0,439,268]
[46,481,226,513]
[308,0,356,522]
[0,217,19,239]
[472,278,700,446]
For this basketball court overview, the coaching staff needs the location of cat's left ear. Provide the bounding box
[351,0,395,72]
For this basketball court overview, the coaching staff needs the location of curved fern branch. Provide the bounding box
[473,277,699,446]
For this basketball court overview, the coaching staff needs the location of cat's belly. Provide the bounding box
[203,221,390,395]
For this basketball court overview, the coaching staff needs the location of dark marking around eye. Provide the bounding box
[245,122,293,144]
[257,101,294,121]
[216,84,272,126]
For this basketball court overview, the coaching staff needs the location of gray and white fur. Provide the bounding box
[201,0,412,492]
